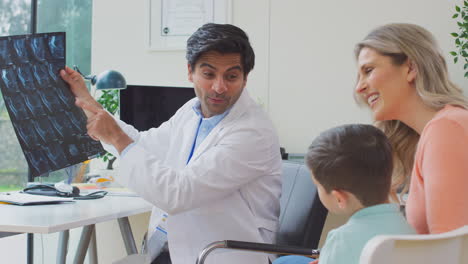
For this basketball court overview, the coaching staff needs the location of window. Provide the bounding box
[37,0,93,75]
[0,0,31,36]
[0,0,92,190]
[0,0,31,191]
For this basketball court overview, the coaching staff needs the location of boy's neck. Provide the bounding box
[342,200,364,216]
[345,199,391,216]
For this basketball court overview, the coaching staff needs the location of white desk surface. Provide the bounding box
[0,196,152,234]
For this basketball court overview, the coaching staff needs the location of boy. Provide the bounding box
[274,124,415,264]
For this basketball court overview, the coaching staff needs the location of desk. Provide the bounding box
[0,195,152,264]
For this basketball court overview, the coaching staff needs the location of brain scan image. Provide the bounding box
[30,36,47,62]
[24,92,47,117]
[17,65,36,92]
[16,122,41,149]
[0,39,13,66]
[25,149,50,176]
[47,62,63,84]
[67,143,80,158]
[0,32,105,177]
[80,139,104,157]
[39,89,63,114]
[4,95,28,121]
[32,64,51,88]
[12,38,29,64]
[55,85,75,109]
[45,142,70,168]
[45,116,64,141]
[1,67,20,94]
[32,117,58,143]
[48,34,65,60]
[49,112,76,138]
[66,110,85,131]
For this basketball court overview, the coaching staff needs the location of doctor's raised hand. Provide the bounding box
[59,66,103,115]
[76,99,133,153]
[60,66,133,153]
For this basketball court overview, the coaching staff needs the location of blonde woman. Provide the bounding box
[355,23,468,234]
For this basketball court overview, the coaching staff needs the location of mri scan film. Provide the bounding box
[0,32,105,177]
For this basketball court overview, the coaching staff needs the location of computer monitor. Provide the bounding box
[120,85,196,131]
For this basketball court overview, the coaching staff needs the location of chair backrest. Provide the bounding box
[360,225,468,264]
[277,160,328,249]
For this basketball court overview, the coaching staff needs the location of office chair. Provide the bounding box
[360,225,468,264]
[196,160,328,264]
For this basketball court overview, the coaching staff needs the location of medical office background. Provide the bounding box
[0,0,466,263]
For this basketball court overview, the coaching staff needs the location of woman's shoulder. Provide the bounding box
[421,105,468,143]
[426,105,468,131]
[434,105,468,122]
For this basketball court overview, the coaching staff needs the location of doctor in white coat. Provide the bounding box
[61,23,282,264]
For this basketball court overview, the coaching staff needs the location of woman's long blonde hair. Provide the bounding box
[354,23,468,202]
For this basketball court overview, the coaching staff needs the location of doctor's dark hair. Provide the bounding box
[306,124,393,207]
[186,23,255,76]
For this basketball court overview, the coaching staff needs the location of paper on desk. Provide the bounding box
[104,187,139,197]
[0,192,74,205]
[75,183,139,197]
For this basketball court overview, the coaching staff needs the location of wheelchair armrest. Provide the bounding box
[196,240,319,264]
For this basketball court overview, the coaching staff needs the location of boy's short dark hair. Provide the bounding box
[186,23,255,76]
[306,124,393,207]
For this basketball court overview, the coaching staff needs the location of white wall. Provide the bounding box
[93,0,466,153]
[92,0,272,100]
[92,0,188,87]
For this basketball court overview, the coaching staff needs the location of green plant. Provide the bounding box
[450,0,468,78]
[97,89,119,169]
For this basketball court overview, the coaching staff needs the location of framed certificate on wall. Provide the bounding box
[148,0,232,51]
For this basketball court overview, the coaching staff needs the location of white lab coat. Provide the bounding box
[106,90,282,264]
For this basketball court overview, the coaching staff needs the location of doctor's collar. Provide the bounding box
[192,100,231,121]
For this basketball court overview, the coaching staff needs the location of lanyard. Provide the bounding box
[186,117,203,164]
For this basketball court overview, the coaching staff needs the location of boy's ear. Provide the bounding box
[331,189,348,209]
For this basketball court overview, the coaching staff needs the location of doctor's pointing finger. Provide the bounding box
[77,99,134,153]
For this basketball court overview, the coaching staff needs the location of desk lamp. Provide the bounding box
[73,65,127,91]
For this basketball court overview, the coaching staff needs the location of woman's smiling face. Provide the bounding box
[355,47,415,121]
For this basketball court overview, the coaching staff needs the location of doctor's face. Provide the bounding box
[188,51,247,118]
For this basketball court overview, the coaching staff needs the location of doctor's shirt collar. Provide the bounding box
[192,99,231,125]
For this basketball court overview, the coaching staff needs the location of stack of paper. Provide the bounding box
[0,192,74,205]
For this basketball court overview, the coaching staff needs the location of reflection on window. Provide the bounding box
[0,0,31,37]
[38,0,93,77]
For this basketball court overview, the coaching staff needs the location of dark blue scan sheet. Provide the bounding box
[0,32,105,177]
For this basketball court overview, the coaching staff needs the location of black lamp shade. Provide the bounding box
[92,70,126,90]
